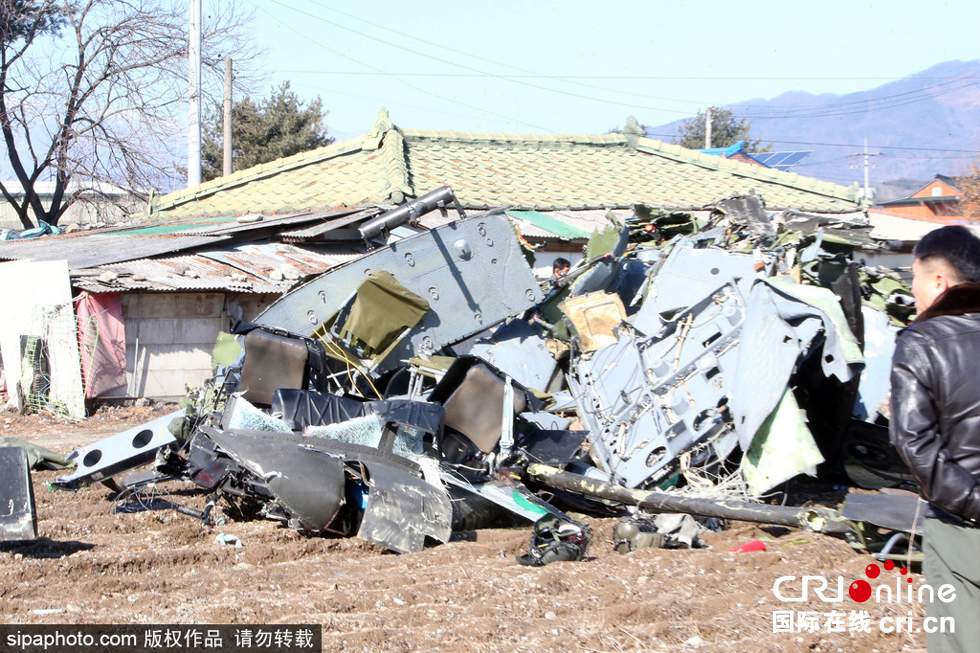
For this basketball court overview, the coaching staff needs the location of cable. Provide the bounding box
[247,0,554,132]
[643,132,980,155]
[735,75,980,118]
[281,2,980,117]
[262,0,698,117]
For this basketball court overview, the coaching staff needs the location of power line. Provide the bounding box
[293,1,714,108]
[262,0,697,116]
[653,133,980,154]
[249,1,555,132]
[266,71,972,82]
[260,2,980,125]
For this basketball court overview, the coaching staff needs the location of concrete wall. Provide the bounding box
[105,291,278,401]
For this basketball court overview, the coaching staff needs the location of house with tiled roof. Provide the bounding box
[147,110,861,221]
[0,110,865,405]
[875,175,969,222]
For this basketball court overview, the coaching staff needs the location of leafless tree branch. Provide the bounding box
[1,0,256,228]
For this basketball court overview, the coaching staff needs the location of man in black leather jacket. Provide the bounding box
[890,225,980,653]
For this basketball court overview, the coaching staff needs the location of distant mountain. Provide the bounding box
[645,60,980,197]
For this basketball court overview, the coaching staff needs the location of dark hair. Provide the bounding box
[553,257,571,271]
[914,225,980,283]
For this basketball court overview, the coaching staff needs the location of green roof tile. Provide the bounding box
[146,109,860,221]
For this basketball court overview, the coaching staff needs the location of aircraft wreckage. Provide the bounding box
[3,187,921,561]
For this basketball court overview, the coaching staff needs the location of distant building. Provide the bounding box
[0,181,142,231]
[874,175,970,222]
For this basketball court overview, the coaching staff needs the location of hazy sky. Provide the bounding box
[232,0,980,140]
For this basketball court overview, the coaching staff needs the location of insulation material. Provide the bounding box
[559,291,627,352]
[225,397,292,433]
[392,424,425,460]
[304,414,384,449]
[75,291,127,398]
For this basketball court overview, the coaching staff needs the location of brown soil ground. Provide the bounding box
[1,405,929,652]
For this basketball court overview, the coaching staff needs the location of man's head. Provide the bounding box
[552,257,571,279]
[911,225,980,313]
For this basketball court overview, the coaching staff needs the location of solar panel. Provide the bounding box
[750,151,812,171]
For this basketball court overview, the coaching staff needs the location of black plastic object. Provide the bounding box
[240,329,309,406]
[516,515,591,566]
[0,447,37,541]
[271,390,445,439]
[205,428,347,533]
[185,431,240,491]
[517,429,589,466]
[428,355,542,454]
[272,390,366,430]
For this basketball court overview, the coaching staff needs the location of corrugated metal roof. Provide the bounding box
[279,207,384,241]
[510,209,634,241]
[171,210,333,236]
[71,243,361,294]
[0,233,230,269]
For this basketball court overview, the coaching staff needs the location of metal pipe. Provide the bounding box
[359,185,465,243]
[525,464,853,535]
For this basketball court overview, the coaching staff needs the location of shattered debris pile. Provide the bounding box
[30,190,917,556]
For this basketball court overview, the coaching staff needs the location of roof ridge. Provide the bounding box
[380,126,413,202]
[634,137,859,203]
[401,128,627,147]
[146,133,379,216]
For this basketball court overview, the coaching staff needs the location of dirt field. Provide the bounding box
[1,405,930,652]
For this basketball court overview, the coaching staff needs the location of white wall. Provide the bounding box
[0,260,84,417]
[105,291,279,400]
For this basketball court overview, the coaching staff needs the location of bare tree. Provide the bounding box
[0,0,253,229]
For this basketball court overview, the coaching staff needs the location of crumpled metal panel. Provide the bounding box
[255,211,544,373]
[54,410,182,489]
[571,284,745,488]
[357,462,452,553]
[468,320,557,392]
[0,447,37,541]
[632,240,758,331]
[710,193,776,241]
[205,427,347,533]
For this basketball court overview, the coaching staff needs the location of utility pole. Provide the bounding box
[705,107,712,149]
[187,0,202,187]
[223,56,233,177]
[850,138,880,202]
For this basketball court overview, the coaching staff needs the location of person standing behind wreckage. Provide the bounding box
[890,225,980,653]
